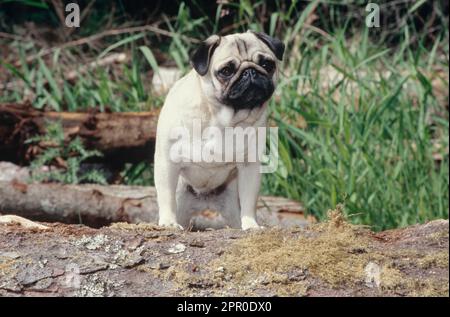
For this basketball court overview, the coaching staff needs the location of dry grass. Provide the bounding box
[205,206,449,296]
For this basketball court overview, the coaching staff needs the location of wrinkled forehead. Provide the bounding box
[211,33,274,65]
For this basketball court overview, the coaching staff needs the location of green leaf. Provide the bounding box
[98,33,145,59]
[139,46,159,75]
[408,0,427,14]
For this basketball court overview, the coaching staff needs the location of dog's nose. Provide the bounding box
[242,68,256,79]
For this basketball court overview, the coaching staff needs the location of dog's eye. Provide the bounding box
[259,59,275,73]
[218,65,235,78]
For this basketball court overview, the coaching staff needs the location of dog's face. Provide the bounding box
[191,31,284,111]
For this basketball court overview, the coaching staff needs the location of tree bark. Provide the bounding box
[0,217,447,297]
[0,103,159,165]
[0,181,312,229]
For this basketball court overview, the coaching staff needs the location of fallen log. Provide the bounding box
[0,180,313,229]
[0,215,447,296]
[0,103,159,165]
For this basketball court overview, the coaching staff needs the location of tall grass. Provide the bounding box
[0,44,164,111]
[264,27,448,230]
[0,0,448,230]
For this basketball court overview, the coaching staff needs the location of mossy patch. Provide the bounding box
[417,252,449,269]
[109,222,162,232]
[409,279,449,297]
[0,258,18,277]
[121,207,448,296]
[210,205,372,295]
[207,206,449,296]
[426,227,449,241]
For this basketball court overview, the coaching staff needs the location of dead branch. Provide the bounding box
[12,24,199,67]
[0,31,30,42]
[65,53,128,82]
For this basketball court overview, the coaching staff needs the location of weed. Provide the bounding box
[26,121,107,184]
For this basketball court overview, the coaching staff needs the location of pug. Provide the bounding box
[154,31,284,230]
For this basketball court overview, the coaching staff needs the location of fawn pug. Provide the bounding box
[154,31,284,229]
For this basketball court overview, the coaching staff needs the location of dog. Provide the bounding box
[154,30,284,230]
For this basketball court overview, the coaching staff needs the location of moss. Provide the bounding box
[209,205,373,295]
[417,252,449,269]
[109,222,162,232]
[426,229,449,241]
[379,265,406,290]
[379,265,449,296]
[209,206,449,296]
[128,206,447,296]
[409,279,449,297]
[0,259,18,277]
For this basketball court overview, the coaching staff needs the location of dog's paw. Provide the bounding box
[241,217,263,230]
[158,219,184,230]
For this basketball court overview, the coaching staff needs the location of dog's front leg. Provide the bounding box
[237,162,262,229]
[155,158,182,229]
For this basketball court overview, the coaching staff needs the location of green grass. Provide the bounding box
[0,0,448,230]
[263,28,449,230]
[26,121,107,184]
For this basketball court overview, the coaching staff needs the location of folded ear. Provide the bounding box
[249,31,285,61]
[190,35,221,76]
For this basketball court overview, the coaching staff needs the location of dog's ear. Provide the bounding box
[191,35,221,76]
[250,31,285,61]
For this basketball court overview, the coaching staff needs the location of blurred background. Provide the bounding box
[0,0,448,230]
